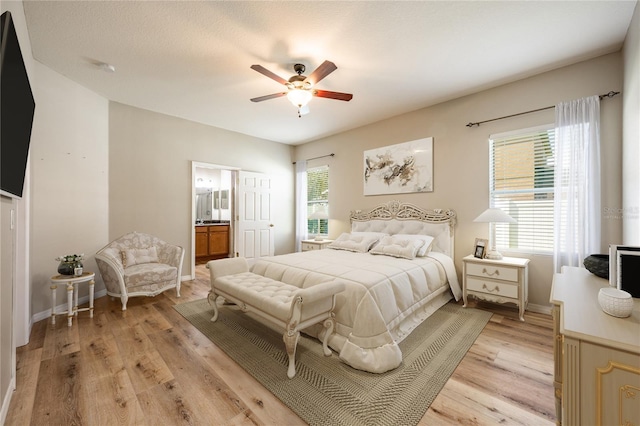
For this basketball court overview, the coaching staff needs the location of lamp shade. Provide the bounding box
[309,207,329,220]
[473,208,516,223]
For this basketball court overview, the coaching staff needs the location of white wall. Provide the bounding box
[623,2,640,244]
[295,53,624,309]
[28,62,109,316]
[108,102,295,277]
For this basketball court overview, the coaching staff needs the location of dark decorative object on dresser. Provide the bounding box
[583,254,609,279]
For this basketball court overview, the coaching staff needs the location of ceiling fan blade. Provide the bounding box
[250,92,286,102]
[250,65,288,85]
[313,90,353,101]
[304,60,337,86]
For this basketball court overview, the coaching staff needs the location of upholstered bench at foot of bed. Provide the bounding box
[206,257,345,378]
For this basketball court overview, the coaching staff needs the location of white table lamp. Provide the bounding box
[309,207,329,241]
[473,208,516,260]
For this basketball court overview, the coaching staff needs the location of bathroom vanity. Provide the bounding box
[195,222,230,262]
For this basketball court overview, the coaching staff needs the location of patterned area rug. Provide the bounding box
[174,298,492,426]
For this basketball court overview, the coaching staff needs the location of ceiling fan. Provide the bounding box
[250,60,353,117]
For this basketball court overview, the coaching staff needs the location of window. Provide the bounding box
[490,125,555,253]
[307,165,329,237]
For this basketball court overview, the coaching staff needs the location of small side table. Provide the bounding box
[301,239,334,251]
[50,272,96,327]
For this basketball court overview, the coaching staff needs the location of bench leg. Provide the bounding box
[283,330,300,379]
[322,317,335,357]
[207,291,219,322]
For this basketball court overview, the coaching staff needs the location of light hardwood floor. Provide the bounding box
[6,266,556,425]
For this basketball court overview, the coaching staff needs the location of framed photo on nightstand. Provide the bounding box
[474,238,488,259]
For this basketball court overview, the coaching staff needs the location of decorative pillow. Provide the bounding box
[369,235,425,260]
[393,234,435,256]
[327,233,382,253]
[121,246,159,267]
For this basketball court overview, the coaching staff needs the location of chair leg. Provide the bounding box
[176,282,181,298]
[120,294,128,311]
[283,329,300,379]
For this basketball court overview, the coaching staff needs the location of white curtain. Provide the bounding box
[295,161,308,252]
[553,95,601,273]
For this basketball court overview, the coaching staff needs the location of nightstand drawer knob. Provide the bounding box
[482,268,500,277]
[482,283,500,293]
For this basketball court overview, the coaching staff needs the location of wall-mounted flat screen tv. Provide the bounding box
[1,10,36,199]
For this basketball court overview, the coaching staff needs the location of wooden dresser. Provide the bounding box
[550,267,640,426]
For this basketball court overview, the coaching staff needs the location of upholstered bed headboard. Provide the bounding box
[350,201,457,257]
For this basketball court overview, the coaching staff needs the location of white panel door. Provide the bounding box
[236,171,274,264]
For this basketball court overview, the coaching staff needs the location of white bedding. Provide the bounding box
[250,248,461,373]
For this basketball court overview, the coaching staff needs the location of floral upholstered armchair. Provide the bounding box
[95,232,184,310]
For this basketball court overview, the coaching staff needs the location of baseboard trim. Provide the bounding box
[527,303,552,315]
[1,376,16,425]
[32,289,108,324]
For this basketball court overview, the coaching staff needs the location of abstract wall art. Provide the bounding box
[363,137,433,195]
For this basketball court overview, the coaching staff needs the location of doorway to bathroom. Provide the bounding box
[191,162,275,277]
[192,162,237,271]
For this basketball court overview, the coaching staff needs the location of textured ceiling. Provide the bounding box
[23,1,637,145]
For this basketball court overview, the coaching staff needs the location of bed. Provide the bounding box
[250,201,461,373]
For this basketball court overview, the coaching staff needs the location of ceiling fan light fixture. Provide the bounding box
[287,88,312,108]
[250,60,352,115]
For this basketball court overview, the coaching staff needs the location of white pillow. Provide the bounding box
[369,235,425,260]
[327,233,382,253]
[393,234,435,256]
[122,246,159,267]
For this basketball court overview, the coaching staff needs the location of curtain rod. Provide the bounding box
[292,153,335,164]
[466,91,620,128]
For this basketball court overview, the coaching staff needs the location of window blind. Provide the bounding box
[490,125,555,253]
[307,165,329,236]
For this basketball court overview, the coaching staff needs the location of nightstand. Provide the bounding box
[462,254,530,321]
[301,239,333,251]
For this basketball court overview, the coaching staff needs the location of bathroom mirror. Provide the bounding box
[195,187,213,221]
[195,167,232,223]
